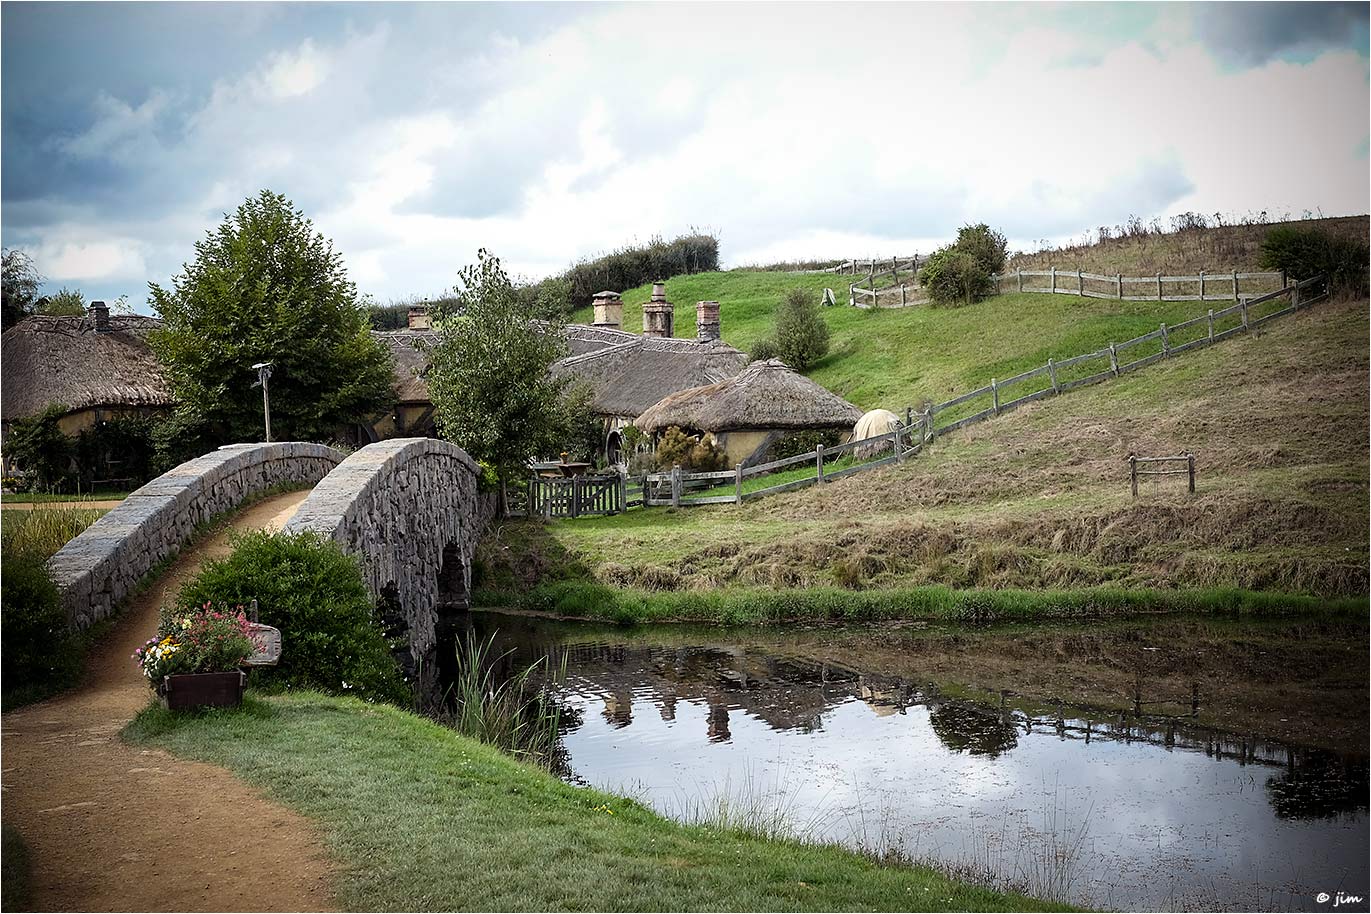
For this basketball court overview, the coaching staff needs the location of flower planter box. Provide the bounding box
[158,671,247,711]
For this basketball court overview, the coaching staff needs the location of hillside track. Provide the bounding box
[1,490,337,912]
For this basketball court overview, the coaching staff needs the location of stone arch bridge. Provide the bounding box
[49,438,493,676]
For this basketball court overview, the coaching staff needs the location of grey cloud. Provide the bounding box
[1194,2,1368,67]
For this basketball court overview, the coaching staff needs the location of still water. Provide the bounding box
[466,612,1369,912]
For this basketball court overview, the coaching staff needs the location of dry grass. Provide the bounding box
[1007,214,1367,276]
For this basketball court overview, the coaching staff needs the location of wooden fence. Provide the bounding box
[527,273,1328,517]
[992,266,1288,302]
[791,255,923,276]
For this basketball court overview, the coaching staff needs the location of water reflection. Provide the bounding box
[462,612,1369,912]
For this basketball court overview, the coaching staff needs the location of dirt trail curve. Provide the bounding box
[1,491,336,912]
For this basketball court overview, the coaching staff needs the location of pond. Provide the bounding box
[463,611,1369,912]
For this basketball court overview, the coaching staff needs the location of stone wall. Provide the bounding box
[280,438,490,665]
[48,442,344,631]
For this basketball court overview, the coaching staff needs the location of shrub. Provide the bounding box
[1259,226,1369,295]
[74,414,158,489]
[523,232,720,316]
[772,288,830,371]
[0,559,81,700]
[150,409,216,475]
[6,405,74,492]
[174,530,408,703]
[954,222,1008,275]
[750,338,780,361]
[765,429,842,462]
[653,426,729,472]
[919,222,1008,307]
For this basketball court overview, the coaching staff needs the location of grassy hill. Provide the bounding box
[488,292,1368,600]
[569,216,1366,412]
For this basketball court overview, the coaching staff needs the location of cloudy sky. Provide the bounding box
[2,1,1367,311]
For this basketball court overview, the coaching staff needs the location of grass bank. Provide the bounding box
[475,581,1366,626]
[124,692,1060,912]
[1,490,131,504]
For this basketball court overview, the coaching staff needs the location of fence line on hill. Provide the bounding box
[992,266,1288,302]
[520,273,1328,517]
[790,256,923,276]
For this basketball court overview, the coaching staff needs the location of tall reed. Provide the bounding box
[1,507,105,564]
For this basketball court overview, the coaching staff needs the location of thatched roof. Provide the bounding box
[564,323,640,356]
[1,315,173,422]
[637,359,863,433]
[370,329,433,404]
[553,336,750,419]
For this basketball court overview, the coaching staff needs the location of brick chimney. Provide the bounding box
[407,305,431,331]
[592,291,623,330]
[90,300,110,332]
[696,300,720,343]
[642,282,674,338]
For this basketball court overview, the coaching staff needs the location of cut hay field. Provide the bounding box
[487,293,1369,602]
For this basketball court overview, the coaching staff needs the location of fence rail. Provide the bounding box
[528,273,1328,517]
[993,266,1288,303]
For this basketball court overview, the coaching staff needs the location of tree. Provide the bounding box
[425,250,569,509]
[2,248,42,330]
[773,288,831,371]
[148,190,394,444]
[39,288,85,316]
[7,405,75,492]
[919,222,1007,307]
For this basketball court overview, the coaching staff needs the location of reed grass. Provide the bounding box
[0,506,106,564]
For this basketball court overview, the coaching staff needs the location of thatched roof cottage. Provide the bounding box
[636,358,864,467]
[0,305,174,440]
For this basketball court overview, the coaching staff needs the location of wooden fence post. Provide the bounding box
[892,429,903,462]
[1048,357,1059,393]
[991,378,1000,414]
[1240,297,1249,331]
[904,406,913,428]
[900,284,907,306]
[1129,455,1138,497]
[848,283,856,307]
[671,464,682,508]
[1077,270,1084,296]
[1050,266,1056,294]
[734,463,744,504]
[1160,323,1169,356]
[1292,281,1302,310]
[1116,273,1123,299]
[542,480,552,519]
[1017,268,1023,293]
[1199,269,1205,301]
[1156,272,1163,301]
[816,444,825,483]
[1207,309,1215,340]
[1187,453,1195,493]
[1233,270,1239,301]
[616,472,626,515]
[1280,269,1286,289]
[1108,342,1119,376]
[923,407,934,443]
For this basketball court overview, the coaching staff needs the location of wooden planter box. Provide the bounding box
[158,671,247,711]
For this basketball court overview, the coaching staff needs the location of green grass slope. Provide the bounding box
[490,294,1369,601]
[572,271,1292,411]
[126,693,1060,913]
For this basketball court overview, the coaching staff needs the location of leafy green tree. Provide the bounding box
[773,288,831,371]
[556,380,605,465]
[426,250,569,509]
[148,190,394,444]
[39,288,85,316]
[919,223,1007,307]
[2,248,42,330]
[953,223,1008,275]
[7,405,75,492]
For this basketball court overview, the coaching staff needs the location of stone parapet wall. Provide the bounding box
[48,442,344,630]
[281,438,485,661]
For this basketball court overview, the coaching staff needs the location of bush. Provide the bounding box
[174,530,408,704]
[772,288,830,371]
[6,405,74,492]
[765,429,843,462]
[653,426,729,472]
[74,414,158,489]
[150,409,217,475]
[1259,226,1369,295]
[919,222,1007,307]
[0,559,81,701]
[750,338,780,361]
[524,232,720,316]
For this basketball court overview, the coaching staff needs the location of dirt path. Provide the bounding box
[1,491,337,912]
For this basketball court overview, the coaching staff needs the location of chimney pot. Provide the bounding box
[90,300,110,331]
[407,305,431,331]
[592,291,623,331]
[696,300,721,343]
[642,282,674,338]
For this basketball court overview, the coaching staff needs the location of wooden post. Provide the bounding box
[542,480,552,519]
[671,464,682,508]
[1280,269,1286,289]
[900,284,907,306]
[1187,453,1195,493]
[991,378,1000,414]
[734,462,744,504]
[1077,270,1084,296]
[1191,682,1200,716]
[848,283,856,307]
[571,477,582,518]
[1108,342,1119,376]
[1240,296,1249,331]
[1129,454,1138,497]
[904,406,913,428]
[1292,281,1302,310]
[1050,266,1056,294]
[1233,269,1239,301]
[1048,357,1059,393]
[892,429,903,462]
[816,444,825,483]
[1116,273,1123,299]
[1160,322,1169,355]
[1017,268,1023,293]
[923,407,934,443]
[1207,309,1215,340]
[617,473,626,515]
[1156,271,1163,301]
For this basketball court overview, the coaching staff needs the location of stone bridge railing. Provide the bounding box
[48,442,344,630]
[281,438,494,669]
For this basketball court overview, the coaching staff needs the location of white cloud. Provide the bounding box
[262,38,330,99]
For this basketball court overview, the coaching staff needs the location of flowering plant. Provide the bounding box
[133,603,259,688]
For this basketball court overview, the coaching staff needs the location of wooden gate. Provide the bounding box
[526,474,625,518]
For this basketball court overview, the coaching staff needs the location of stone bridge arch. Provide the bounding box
[48,442,345,630]
[280,438,493,681]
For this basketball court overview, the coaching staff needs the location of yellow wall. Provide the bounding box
[711,429,774,467]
